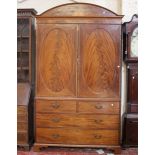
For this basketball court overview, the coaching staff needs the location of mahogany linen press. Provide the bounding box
[34,3,123,153]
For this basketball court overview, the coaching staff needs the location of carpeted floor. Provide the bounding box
[17,147,138,155]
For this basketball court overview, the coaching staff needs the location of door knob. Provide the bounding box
[111,103,114,107]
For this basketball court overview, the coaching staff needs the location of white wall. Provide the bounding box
[17,0,122,15]
[122,0,138,22]
[121,0,137,120]
[17,0,137,22]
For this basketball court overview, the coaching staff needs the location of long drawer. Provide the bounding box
[79,102,119,114]
[36,100,76,113]
[36,114,119,129]
[36,128,119,145]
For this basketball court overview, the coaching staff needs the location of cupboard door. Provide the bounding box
[36,24,77,97]
[127,63,138,113]
[79,24,121,98]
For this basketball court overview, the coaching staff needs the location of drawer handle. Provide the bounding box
[51,118,60,123]
[95,104,103,109]
[52,134,60,139]
[51,102,60,109]
[94,119,103,123]
[94,135,102,139]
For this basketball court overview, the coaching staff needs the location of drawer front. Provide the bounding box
[36,128,119,145]
[79,102,119,114]
[17,106,27,115]
[36,114,119,129]
[17,114,27,122]
[36,100,76,113]
[17,132,28,144]
[17,122,27,131]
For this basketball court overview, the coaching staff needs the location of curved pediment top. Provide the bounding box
[37,3,123,18]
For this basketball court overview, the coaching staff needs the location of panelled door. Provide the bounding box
[36,24,78,97]
[79,24,121,98]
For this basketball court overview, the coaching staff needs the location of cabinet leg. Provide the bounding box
[33,144,49,152]
[33,145,41,152]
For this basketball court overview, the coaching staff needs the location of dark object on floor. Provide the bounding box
[123,114,138,147]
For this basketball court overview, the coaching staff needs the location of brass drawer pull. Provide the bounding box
[94,135,102,139]
[95,104,103,109]
[51,102,60,109]
[52,134,60,139]
[51,118,60,123]
[94,119,103,123]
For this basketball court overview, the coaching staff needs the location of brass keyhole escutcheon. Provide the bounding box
[94,135,102,139]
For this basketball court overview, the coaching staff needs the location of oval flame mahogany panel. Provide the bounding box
[81,28,116,97]
[39,28,75,95]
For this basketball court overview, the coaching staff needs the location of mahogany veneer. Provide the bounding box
[34,3,123,154]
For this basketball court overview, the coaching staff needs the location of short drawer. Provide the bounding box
[17,132,28,144]
[79,102,119,114]
[17,106,27,115]
[36,100,76,113]
[36,114,119,129]
[36,128,119,145]
[17,122,27,131]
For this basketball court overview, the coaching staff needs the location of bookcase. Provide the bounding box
[17,9,37,150]
[17,9,36,88]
